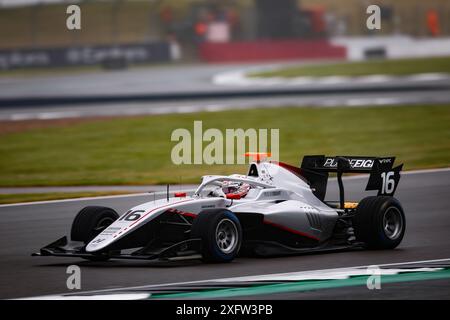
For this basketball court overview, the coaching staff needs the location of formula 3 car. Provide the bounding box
[33,154,405,263]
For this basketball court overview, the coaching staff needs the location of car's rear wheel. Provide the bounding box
[353,196,405,249]
[190,209,242,263]
[71,206,119,261]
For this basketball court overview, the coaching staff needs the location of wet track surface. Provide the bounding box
[1,62,448,99]
[0,169,449,299]
[0,62,449,121]
[2,90,450,121]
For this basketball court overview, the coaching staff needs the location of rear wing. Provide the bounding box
[300,155,403,207]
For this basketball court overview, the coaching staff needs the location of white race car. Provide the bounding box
[33,154,405,263]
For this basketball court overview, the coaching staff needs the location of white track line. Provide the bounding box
[399,167,450,175]
[19,293,151,301]
[0,189,196,208]
[30,257,450,299]
[213,70,450,87]
[0,167,448,208]
[336,166,450,181]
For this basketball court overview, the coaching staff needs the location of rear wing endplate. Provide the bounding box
[301,155,403,207]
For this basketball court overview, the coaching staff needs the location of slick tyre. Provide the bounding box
[353,196,405,249]
[191,209,242,263]
[71,206,119,261]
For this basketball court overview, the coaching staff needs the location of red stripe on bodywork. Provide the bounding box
[179,212,197,218]
[263,219,320,241]
[167,208,197,218]
[273,161,309,183]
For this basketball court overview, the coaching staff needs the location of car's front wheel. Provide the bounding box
[353,196,406,249]
[190,209,242,263]
[71,206,119,261]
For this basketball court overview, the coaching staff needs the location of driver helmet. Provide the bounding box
[222,181,251,199]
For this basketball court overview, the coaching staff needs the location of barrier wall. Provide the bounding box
[0,42,172,69]
[199,40,347,62]
[331,36,450,61]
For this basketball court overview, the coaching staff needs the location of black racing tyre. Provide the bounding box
[71,206,119,262]
[71,206,119,244]
[190,209,242,263]
[353,196,406,249]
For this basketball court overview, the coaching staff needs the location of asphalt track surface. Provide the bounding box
[0,63,270,99]
[0,62,449,120]
[2,90,450,121]
[0,169,449,299]
[1,62,449,100]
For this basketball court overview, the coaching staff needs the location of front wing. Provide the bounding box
[32,236,203,262]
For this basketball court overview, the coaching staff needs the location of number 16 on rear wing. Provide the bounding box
[365,157,403,196]
[300,155,403,208]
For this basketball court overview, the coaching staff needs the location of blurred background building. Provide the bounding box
[0,0,449,67]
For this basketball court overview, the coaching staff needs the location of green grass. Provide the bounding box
[0,191,136,205]
[0,105,449,187]
[250,56,450,78]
